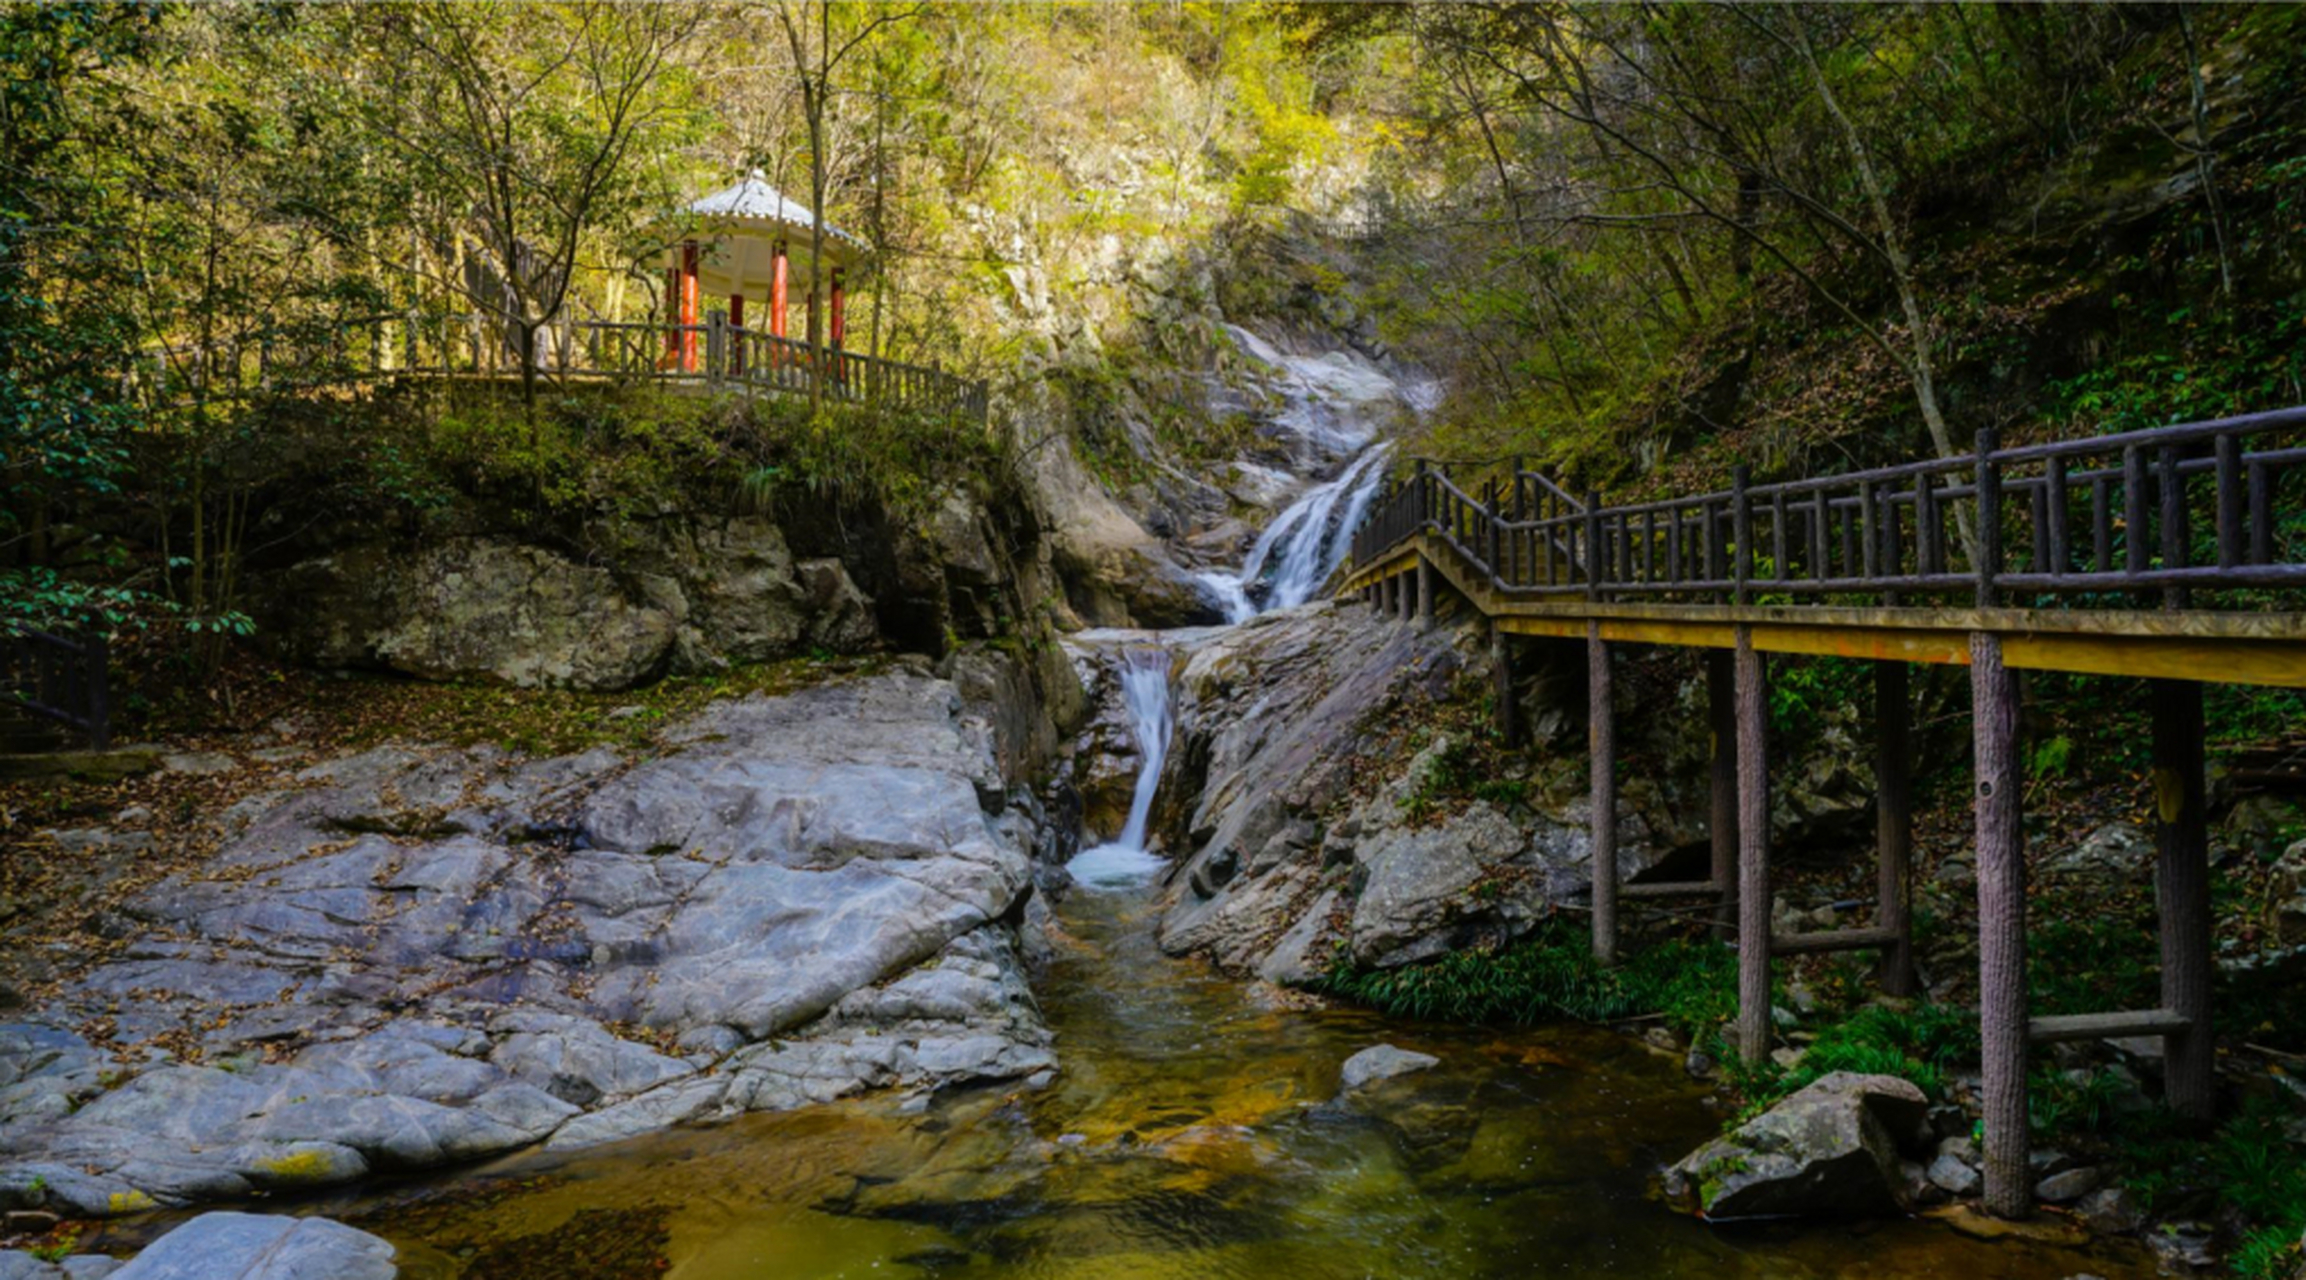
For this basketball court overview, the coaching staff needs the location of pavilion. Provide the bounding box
[661,169,867,372]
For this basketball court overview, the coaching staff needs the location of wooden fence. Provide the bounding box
[126,310,990,425]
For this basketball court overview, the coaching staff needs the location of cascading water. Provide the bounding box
[1064,646,1175,887]
[1193,325,1429,623]
[1198,442,1393,622]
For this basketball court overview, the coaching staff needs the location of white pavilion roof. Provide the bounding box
[685,170,868,256]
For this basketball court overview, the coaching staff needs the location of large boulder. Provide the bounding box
[110,1213,394,1279]
[1663,1072,1933,1220]
[274,537,676,690]
[264,516,886,690]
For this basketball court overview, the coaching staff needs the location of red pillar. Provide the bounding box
[728,294,746,376]
[770,243,789,342]
[663,266,680,366]
[679,241,700,373]
[829,269,846,347]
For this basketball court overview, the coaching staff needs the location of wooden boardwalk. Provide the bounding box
[1339,407,2306,1219]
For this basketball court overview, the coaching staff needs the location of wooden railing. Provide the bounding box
[1,629,110,749]
[1352,407,2306,611]
[126,310,990,425]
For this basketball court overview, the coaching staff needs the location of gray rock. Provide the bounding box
[62,1259,122,1280]
[2144,1222,2217,1270]
[109,1212,393,1279]
[2048,823,2153,879]
[2036,1165,2103,1203]
[278,537,676,691]
[0,1252,63,1280]
[0,669,1060,1216]
[1927,1152,1981,1196]
[159,752,236,777]
[2074,1185,2142,1234]
[1664,1072,1932,1220]
[1340,1045,1440,1091]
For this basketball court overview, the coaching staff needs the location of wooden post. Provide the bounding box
[1417,557,1434,628]
[1589,620,1618,966]
[1877,661,1917,996]
[728,294,746,377]
[1734,626,1771,1066]
[2152,678,2215,1120]
[1492,621,1520,748]
[664,266,681,366]
[1972,630,2031,1219]
[1708,647,1738,940]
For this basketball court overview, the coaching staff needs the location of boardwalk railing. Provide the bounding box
[127,310,990,425]
[1344,404,2306,1223]
[1,629,110,749]
[1352,408,2306,611]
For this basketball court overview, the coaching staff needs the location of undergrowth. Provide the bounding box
[1314,917,1734,1040]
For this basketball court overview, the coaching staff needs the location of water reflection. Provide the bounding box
[258,886,2150,1279]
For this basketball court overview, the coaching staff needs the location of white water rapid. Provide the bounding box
[1196,442,1393,623]
[1065,646,1176,887]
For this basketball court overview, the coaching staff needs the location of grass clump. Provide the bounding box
[1314,917,1735,1042]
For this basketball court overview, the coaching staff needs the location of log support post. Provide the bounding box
[1589,621,1617,966]
[1877,661,1916,996]
[1734,626,1771,1066]
[1417,557,1434,628]
[1492,621,1520,748]
[1972,631,2032,1219]
[2153,677,2216,1120]
[1708,647,1738,940]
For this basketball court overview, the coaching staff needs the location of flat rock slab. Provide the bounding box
[0,668,1061,1220]
[1340,1044,1440,1092]
[110,1213,393,1279]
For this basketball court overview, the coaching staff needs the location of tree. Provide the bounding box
[0,4,157,626]
[768,0,923,411]
[365,2,702,416]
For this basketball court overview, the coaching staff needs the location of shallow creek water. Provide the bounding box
[195,884,2157,1279]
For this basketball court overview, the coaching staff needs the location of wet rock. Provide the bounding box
[109,1212,393,1279]
[2074,1185,2142,1234]
[1927,1153,1981,1196]
[1663,1072,1931,1220]
[2144,1221,2218,1270]
[2036,1166,2102,1203]
[1340,1045,1439,1091]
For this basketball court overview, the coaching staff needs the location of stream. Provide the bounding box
[316,881,2153,1278]
[296,331,2159,1279]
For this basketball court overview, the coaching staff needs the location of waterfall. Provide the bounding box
[1066,646,1175,887]
[1198,443,1393,623]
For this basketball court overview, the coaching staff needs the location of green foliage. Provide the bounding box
[406,383,1001,525]
[1766,656,1868,739]
[1315,918,1737,1043]
[1734,1003,1981,1113]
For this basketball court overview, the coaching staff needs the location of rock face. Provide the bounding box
[0,664,1072,1218]
[1149,604,1668,982]
[271,526,822,690]
[1663,1072,1934,1220]
[1140,601,1882,984]
[110,1213,394,1280]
